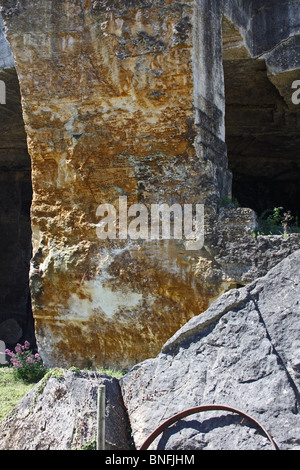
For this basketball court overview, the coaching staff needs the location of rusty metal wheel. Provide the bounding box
[140,404,278,450]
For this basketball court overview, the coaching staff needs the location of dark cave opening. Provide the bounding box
[223,18,300,226]
[0,68,36,352]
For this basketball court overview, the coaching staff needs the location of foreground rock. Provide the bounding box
[120,249,300,450]
[0,369,133,450]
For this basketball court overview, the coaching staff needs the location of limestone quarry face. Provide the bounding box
[0,0,299,368]
[2,0,221,368]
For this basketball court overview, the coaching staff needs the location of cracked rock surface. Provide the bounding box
[0,369,133,450]
[120,249,300,450]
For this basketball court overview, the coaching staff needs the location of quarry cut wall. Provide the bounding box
[0,0,299,368]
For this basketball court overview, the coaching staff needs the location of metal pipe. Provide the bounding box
[97,385,106,450]
[140,404,278,450]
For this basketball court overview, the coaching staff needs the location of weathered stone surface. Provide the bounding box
[206,209,300,286]
[0,14,13,69]
[0,0,230,369]
[121,249,300,450]
[0,0,299,368]
[0,369,133,450]
[224,0,300,63]
[223,2,300,217]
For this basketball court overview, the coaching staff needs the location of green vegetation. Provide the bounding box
[77,439,96,450]
[254,207,300,237]
[96,367,126,378]
[0,367,34,422]
[218,195,239,210]
[0,362,126,424]
[1,339,126,423]
[5,341,48,384]
[34,367,64,399]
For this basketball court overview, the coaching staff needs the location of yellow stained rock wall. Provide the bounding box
[2,0,231,368]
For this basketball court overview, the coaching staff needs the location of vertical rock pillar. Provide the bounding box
[193,0,232,204]
[1,0,231,368]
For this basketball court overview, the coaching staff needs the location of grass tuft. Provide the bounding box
[0,367,35,422]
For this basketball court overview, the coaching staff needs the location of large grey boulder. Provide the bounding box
[0,369,133,450]
[120,249,300,450]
